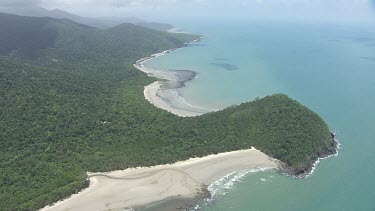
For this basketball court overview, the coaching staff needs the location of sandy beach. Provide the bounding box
[166,28,184,33]
[134,49,216,117]
[144,81,209,117]
[42,148,278,211]
[40,41,279,211]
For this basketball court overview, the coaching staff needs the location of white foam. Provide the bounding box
[206,167,274,203]
[205,132,341,200]
[303,131,341,178]
[195,133,340,211]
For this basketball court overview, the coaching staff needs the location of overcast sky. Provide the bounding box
[0,0,374,23]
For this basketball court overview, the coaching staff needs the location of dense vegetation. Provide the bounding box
[136,22,174,31]
[0,6,176,30]
[0,13,335,210]
[0,13,58,57]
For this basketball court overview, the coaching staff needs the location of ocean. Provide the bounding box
[143,21,375,210]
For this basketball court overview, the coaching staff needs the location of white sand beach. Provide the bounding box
[42,148,278,211]
[134,50,216,117]
[39,45,278,211]
[144,81,207,117]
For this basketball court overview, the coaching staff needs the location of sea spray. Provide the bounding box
[203,168,276,204]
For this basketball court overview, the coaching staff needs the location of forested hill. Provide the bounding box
[0,13,57,57]
[0,6,176,30]
[0,13,336,210]
[0,12,195,61]
[136,22,174,31]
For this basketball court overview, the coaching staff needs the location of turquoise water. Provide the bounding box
[145,21,375,210]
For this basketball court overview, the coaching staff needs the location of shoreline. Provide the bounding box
[41,148,279,211]
[166,28,184,34]
[279,132,340,178]
[134,39,340,178]
[134,41,341,179]
[39,37,341,211]
[304,134,341,178]
[134,46,217,117]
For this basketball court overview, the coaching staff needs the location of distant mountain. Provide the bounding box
[137,22,174,31]
[0,6,118,28]
[0,12,194,61]
[102,16,143,24]
[0,12,93,57]
[0,6,174,31]
[0,13,59,57]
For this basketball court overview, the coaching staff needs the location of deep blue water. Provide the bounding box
[145,21,375,210]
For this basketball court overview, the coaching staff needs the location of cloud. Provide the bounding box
[1,0,373,23]
[4,0,373,11]
[39,0,205,8]
[0,0,41,7]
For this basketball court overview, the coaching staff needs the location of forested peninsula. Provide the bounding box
[0,12,337,210]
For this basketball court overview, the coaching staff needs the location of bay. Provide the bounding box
[144,21,375,210]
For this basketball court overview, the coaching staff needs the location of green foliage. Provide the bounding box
[0,13,333,210]
[0,13,57,58]
[136,22,174,31]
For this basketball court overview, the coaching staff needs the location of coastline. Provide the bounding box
[135,46,340,178]
[304,134,341,178]
[278,132,340,178]
[41,148,278,211]
[38,35,341,211]
[134,47,217,117]
[166,28,184,33]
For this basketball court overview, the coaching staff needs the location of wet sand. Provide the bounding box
[134,50,216,117]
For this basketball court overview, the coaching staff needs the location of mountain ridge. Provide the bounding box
[0,6,174,30]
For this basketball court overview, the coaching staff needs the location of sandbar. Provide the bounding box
[134,50,216,117]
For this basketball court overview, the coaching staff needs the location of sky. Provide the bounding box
[0,0,374,23]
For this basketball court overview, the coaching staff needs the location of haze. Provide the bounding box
[0,0,374,24]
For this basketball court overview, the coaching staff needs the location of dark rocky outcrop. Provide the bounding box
[279,133,338,177]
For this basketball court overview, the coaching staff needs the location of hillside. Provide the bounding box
[136,22,174,31]
[0,6,114,28]
[0,13,336,210]
[0,12,194,62]
[0,13,57,57]
[0,6,176,31]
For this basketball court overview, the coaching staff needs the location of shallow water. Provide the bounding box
[144,21,375,210]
